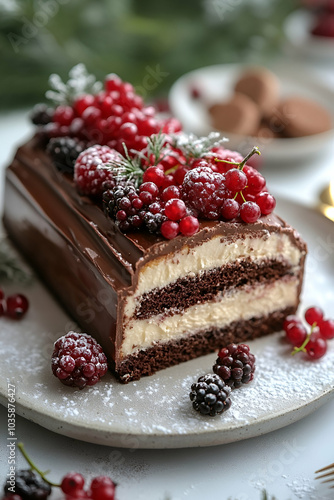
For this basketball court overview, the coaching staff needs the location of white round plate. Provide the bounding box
[0,197,334,449]
[284,9,334,62]
[168,63,334,163]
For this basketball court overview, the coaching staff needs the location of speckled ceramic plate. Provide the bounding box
[0,197,334,449]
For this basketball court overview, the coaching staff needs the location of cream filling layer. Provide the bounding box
[121,277,298,357]
[136,233,301,295]
[124,232,303,320]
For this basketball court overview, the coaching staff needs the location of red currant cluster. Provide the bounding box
[284,306,334,360]
[0,288,29,320]
[3,443,117,500]
[40,73,181,154]
[60,472,116,500]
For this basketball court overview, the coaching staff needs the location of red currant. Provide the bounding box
[220,198,240,220]
[240,202,261,223]
[164,199,187,221]
[283,315,300,331]
[305,334,327,359]
[161,220,179,239]
[53,106,75,126]
[61,472,85,495]
[162,185,180,202]
[246,171,266,195]
[285,322,307,347]
[143,166,165,187]
[105,73,122,92]
[74,94,95,116]
[256,192,276,215]
[319,319,334,340]
[224,168,248,193]
[5,294,29,319]
[305,306,324,326]
[90,476,116,500]
[179,215,199,236]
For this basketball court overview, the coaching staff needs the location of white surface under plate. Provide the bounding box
[0,197,334,449]
[168,63,334,163]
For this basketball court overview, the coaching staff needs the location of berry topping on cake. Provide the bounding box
[189,373,232,416]
[30,103,54,126]
[51,332,108,388]
[47,136,85,174]
[74,145,123,196]
[213,343,256,389]
[284,306,334,360]
[3,469,51,500]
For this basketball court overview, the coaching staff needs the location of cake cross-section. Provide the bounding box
[3,137,306,383]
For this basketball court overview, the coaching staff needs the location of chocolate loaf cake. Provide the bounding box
[3,135,307,382]
[2,67,307,383]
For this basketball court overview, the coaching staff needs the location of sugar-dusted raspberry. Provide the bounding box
[74,145,122,197]
[51,332,108,389]
[213,343,255,389]
[181,163,227,219]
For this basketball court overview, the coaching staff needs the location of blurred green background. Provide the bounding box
[0,0,298,109]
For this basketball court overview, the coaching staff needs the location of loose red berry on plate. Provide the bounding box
[305,334,327,359]
[179,215,199,236]
[319,319,334,340]
[283,315,300,332]
[61,472,85,495]
[305,306,324,326]
[213,343,255,389]
[285,322,307,347]
[240,201,261,223]
[6,294,29,319]
[164,198,186,221]
[52,332,108,389]
[160,220,179,239]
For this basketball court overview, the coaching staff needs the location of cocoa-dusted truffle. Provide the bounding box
[208,93,261,136]
[234,67,280,118]
[275,96,332,138]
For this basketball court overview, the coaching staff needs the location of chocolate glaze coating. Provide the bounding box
[3,136,307,381]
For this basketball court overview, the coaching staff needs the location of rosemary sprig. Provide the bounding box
[0,239,32,284]
[172,131,228,162]
[103,143,144,188]
[45,64,102,107]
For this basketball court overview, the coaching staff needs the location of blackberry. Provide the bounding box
[46,137,85,174]
[143,211,167,234]
[3,469,51,500]
[103,185,145,231]
[30,104,54,126]
[213,343,255,389]
[190,374,232,416]
[51,332,108,389]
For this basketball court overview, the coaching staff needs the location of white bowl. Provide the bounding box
[168,63,334,163]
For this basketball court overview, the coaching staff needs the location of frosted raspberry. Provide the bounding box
[52,332,108,389]
[74,145,122,197]
[181,162,226,219]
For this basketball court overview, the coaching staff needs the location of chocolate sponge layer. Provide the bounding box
[117,307,294,383]
[135,258,293,320]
